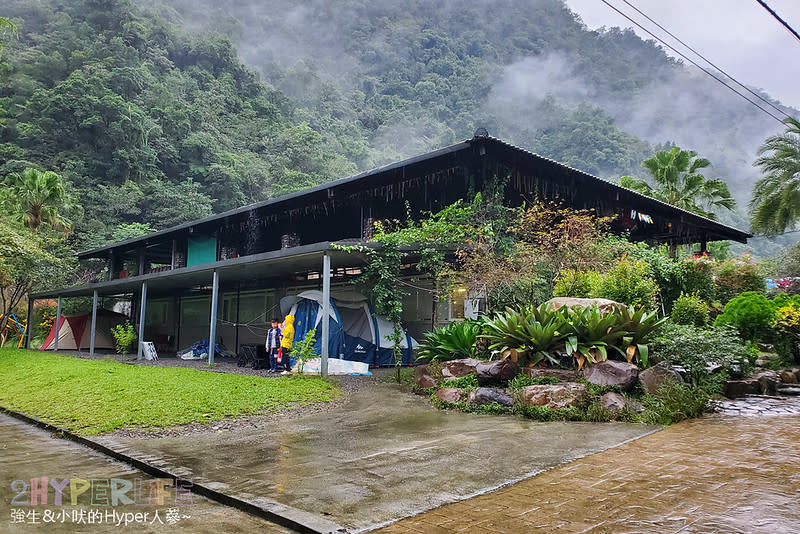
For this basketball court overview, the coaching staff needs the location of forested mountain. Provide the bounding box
[0,0,796,251]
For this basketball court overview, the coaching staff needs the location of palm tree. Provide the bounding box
[750,117,800,236]
[2,168,73,233]
[620,147,736,220]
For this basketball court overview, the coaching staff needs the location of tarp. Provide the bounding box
[280,290,418,366]
[41,310,129,350]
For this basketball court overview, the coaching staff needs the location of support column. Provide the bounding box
[24,297,34,349]
[321,252,331,378]
[137,282,147,360]
[234,283,241,354]
[171,239,177,270]
[89,290,98,355]
[208,270,219,364]
[54,297,62,352]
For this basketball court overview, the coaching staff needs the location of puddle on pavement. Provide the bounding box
[94,382,658,530]
[0,415,291,533]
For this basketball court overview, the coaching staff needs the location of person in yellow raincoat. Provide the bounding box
[279,314,295,373]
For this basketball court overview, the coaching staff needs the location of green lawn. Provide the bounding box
[0,348,340,435]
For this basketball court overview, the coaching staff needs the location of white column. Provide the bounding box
[89,290,98,355]
[137,282,147,360]
[208,271,219,364]
[321,253,331,378]
[54,297,62,351]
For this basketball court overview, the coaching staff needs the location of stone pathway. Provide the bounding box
[375,399,800,534]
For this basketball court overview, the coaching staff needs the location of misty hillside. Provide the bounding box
[0,0,795,252]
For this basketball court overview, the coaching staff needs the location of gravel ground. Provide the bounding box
[49,349,395,438]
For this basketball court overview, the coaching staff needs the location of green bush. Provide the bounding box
[553,269,602,298]
[487,275,552,311]
[480,305,569,366]
[670,292,709,327]
[641,381,711,425]
[417,320,482,362]
[650,323,752,386]
[714,258,766,304]
[680,257,715,303]
[713,291,775,342]
[110,322,136,354]
[507,374,559,391]
[440,373,478,390]
[595,258,659,309]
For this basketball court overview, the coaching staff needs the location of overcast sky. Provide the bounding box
[564,0,800,110]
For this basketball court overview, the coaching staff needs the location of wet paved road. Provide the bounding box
[93,382,655,531]
[0,414,290,533]
[376,398,800,534]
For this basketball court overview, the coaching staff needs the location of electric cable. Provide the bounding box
[620,0,790,119]
[755,0,800,43]
[600,0,787,125]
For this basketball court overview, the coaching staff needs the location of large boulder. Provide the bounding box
[521,368,579,382]
[754,370,779,395]
[414,365,439,389]
[476,359,519,385]
[599,392,627,412]
[519,383,587,409]
[435,388,464,404]
[544,297,623,314]
[440,358,482,379]
[779,370,798,384]
[725,379,760,398]
[582,360,639,391]
[467,387,515,407]
[638,364,683,395]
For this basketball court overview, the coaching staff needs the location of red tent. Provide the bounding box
[41,310,128,350]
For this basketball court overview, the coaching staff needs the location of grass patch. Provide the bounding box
[0,348,340,435]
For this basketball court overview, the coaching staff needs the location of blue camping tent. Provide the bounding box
[280,290,418,366]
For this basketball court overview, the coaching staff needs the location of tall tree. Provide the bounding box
[1,168,75,233]
[620,147,736,220]
[750,117,800,236]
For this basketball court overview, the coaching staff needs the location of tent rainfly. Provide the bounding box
[41,309,128,350]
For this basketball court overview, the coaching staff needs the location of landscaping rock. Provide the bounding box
[756,343,775,352]
[521,368,579,382]
[519,383,587,409]
[778,385,800,396]
[582,360,639,391]
[435,388,464,404]
[467,387,515,407]
[725,379,760,398]
[779,370,798,384]
[414,365,439,389]
[440,358,482,379]
[638,364,683,395]
[754,370,779,395]
[599,392,626,412]
[544,297,623,314]
[476,359,519,385]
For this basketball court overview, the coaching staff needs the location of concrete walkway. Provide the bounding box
[93,382,655,531]
[376,398,800,534]
[0,414,291,533]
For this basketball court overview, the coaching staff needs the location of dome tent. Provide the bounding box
[41,309,129,351]
[279,290,417,366]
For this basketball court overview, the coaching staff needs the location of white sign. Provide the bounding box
[143,341,158,361]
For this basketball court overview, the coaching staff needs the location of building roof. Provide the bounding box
[78,135,751,259]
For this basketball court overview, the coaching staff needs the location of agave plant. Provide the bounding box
[618,305,669,367]
[564,305,629,370]
[417,320,482,362]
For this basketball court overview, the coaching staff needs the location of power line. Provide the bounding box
[755,0,800,44]
[599,0,787,125]
[620,0,790,120]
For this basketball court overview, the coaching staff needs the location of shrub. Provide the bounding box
[111,322,136,354]
[714,257,766,304]
[641,381,711,425]
[417,320,482,362]
[650,323,752,386]
[595,258,659,309]
[713,291,774,342]
[487,275,552,311]
[670,292,709,327]
[507,374,559,392]
[480,305,569,366]
[440,373,478,391]
[290,329,318,374]
[553,269,602,298]
[680,256,715,303]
